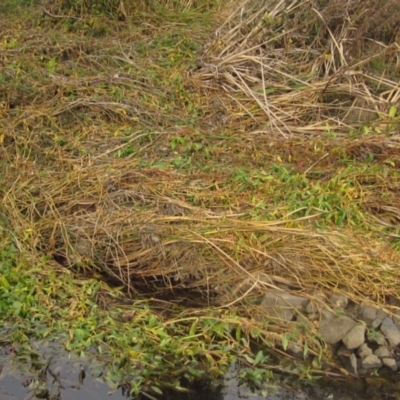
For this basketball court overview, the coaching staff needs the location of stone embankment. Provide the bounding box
[260,291,400,375]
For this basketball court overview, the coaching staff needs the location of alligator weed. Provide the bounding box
[1,0,400,398]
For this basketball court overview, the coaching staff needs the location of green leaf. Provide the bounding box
[187,367,203,378]
[148,315,158,328]
[0,276,10,289]
[254,350,264,366]
[189,319,198,336]
[235,325,242,341]
[389,105,397,118]
[244,354,254,364]
[281,335,288,351]
[151,386,163,395]
[47,57,57,73]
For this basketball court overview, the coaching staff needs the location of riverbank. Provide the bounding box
[1,0,400,398]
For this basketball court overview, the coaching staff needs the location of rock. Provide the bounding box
[380,317,400,348]
[318,316,356,345]
[277,308,296,322]
[338,346,358,376]
[305,292,326,314]
[260,292,309,321]
[361,354,382,369]
[374,346,392,359]
[287,342,304,358]
[367,329,387,346]
[307,312,320,322]
[345,303,361,320]
[349,353,358,375]
[295,313,310,325]
[372,319,383,329]
[337,345,353,357]
[358,306,378,326]
[319,310,336,327]
[328,293,349,309]
[377,309,388,320]
[372,310,388,329]
[382,358,398,371]
[305,302,319,314]
[358,343,373,358]
[393,312,400,331]
[342,324,366,350]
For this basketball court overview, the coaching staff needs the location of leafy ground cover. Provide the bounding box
[1,0,400,397]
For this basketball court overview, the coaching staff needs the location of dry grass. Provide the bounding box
[192,0,400,136]
[1,0,400,318]
[3,149,400,310]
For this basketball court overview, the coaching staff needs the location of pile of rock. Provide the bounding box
[260,291,400,375]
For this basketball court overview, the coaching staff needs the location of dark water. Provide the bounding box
[0,342,396,400]
[0,350,125,400]
[0,373,125,400]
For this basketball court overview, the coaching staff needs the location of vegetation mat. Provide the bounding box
[1,0,400,396]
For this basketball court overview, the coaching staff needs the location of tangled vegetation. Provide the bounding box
[1,0,400,397]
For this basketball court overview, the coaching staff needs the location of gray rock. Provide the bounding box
[393,312,400,331]
[338,347,358,376]
[349,353,358,375]
[346,303,361,320]
[372,319,384,329]
[328,293,349,308]
[374,345,392,359]
[367,329,387,346]
[295,313,310,325]
[380,317,400,348]
[360,354,382,369]
[260,292,309,321]
[305,292,326,314]
[382,358,398,371]
[358,306,378,326]
[305,302,317,314]
[342,324,366,350]
[377,309,388,320]
[372,310,388,329]
[337,345,353,357]
[276,308,296,322]
[319,310,336,327]
[318,316,356,345]
[307,312,320,322]
[287,342,304,358]
[358,343,373,358]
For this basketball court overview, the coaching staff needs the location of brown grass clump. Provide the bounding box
[192,0,400,136]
